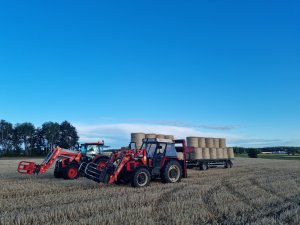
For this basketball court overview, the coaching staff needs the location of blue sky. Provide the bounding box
[0,0,299,147]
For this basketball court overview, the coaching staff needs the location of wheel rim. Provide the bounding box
[168,165,180,182]
[97,161,106,171]
[137,172,148,186]
[68,168,78,179]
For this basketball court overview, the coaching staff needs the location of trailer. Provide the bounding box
[185,147,234,170]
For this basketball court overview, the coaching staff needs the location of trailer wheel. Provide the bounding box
[162,160,182,183]
[225,161,230,169]
[200,162,208,171]
[63,164,79,180]
[131,168,151,188]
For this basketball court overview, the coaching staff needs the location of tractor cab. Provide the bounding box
[141,138,187,178]
[80,141,110,159]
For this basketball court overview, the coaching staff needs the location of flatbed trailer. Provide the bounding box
[185,147,234,170]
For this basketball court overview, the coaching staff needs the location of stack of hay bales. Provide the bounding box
[131,133,175,150]
[186,136,234,160]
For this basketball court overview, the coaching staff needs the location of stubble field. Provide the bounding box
[0,158,299,225]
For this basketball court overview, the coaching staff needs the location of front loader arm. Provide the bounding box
[18,147,80,175]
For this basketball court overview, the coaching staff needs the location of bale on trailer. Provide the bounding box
[194,148,203,160]
[213,138,220,148]
[165,135,175,140]
[145,133,156,139]
[205,138,214,148]
[198,137,206,148]
[131,133,145,149]
[209,148,217,159]
[202,148,210,159]
[223,148,229,158]
[227,147,235,159]
[187,137,199,147]
[219,138,226,148]
[216,148,224,159]
[156,134,165,139]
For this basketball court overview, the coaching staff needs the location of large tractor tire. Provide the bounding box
[63,164,79,180]
[131,168,151,188]
[162,160,182,183]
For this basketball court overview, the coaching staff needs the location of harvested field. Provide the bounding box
[0,158,299,225]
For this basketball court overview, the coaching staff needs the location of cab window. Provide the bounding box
[165,143,177,157]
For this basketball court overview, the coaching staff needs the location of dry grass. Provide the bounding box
[0,158,299,225]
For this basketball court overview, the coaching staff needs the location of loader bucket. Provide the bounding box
[84,162,111,183]
[17,161,37,174]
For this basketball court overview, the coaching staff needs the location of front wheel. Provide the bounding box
[162,160,182,183]
[131,168,151,188]
[63,164,79,180]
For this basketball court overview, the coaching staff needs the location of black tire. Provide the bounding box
[131,168,151,188]
[162,160,182,183]
[200,162,208,171]
[63,164,79,180]
[228,160,233,168]
[54,170,62,178]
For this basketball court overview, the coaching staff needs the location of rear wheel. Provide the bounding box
[63,164,79,180]
[131,168,151,188]
[162,160,182,183]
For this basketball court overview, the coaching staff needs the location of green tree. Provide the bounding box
[58,121,79,149]
[248,148,258,158]
[0,120,14,154]
[41,122,60,153]
[14,123,35,156]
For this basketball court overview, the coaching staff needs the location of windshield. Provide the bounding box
[81,144,103,155]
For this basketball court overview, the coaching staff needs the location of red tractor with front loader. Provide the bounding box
[82,138,188,187]
[18,141,111,179]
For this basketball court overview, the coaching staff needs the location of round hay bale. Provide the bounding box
[187,137,199,147]
[177,152,184,160]
[156,134,165,139]
[198,137,206,148]
[205,138,214,148]
[223,148,228,158]
[227,147,235,159]
[209,148,217,159]
[131,133,145,149]
[194,148,203,160]
[145,133,156,139]
[202,148,210,159]
[219,138,226,148]
[216,148,224,159]
[165,135,175,140]
[214,138,220,148]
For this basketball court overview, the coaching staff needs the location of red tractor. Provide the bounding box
[82,138,188,187]
[18,141,111,180]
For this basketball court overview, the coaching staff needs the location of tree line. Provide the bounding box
[234,146,300,156]
[0,119,79,157]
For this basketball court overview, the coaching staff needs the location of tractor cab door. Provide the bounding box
[151,143,167,175]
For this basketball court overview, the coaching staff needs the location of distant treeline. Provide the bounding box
[234,147,300,155]
[0,119,78,157]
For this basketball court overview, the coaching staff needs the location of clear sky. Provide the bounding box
[0,0,299,148]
